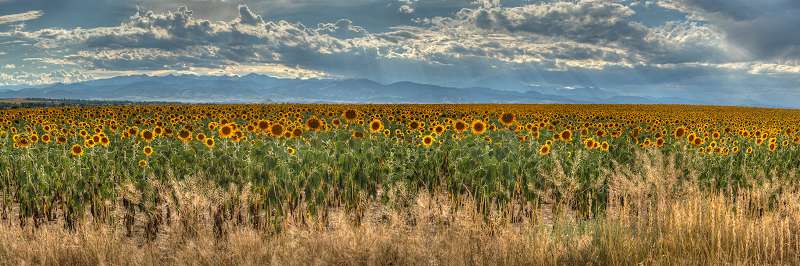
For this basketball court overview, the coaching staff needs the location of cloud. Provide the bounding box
[658,0,800,60]
[235,4,264,26]
[316,19,369,39]
[0,3,751,82]
[1,1,799,105]
[397,0,416,14]
[9,4,377,79]
[0,10,43,25]
[0,69,93,85]
[454,2,646,44]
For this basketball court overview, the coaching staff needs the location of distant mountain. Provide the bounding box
[0,74,708,104]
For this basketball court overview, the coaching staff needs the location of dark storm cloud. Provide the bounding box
[463,2,647,44]
[660,0,800,60]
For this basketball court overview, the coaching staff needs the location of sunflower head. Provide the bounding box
[343,109,358,120]
[143,145,154,157]
[141,129,155,142]
[559,130,573,141]
[422,135,435,147]
[470,120,486,135]
[453,120,467,133]
[257,120,271,132]
[269,123,284,137]
[369,119,384,133]
[674,127,687,139]
[538,144,551,156]
[306,117,323,131]
[178,129,192,142]
[70,144,84,157]
[498,112,515,126]
[433,125,445,135]
[204,137,215,149]
[218,124,235,138]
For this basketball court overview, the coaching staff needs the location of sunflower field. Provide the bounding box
[3,104,800,261]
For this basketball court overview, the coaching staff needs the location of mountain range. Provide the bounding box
[0,74,741,105]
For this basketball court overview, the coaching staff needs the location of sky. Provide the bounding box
[0,0,799,104]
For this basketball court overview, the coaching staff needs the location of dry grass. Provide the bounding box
[2,152,800,265]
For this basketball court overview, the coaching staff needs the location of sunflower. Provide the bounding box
[84,139,95,148]
[600,141,610,152]
[153,126,164,136]
[433,125,445,135]
[16,137,31,148]
[595,130,606,138]
[269,123,284,137]
[287,147,296,156]
[352,131,364,139]
[408,120,421,131]
[70,144,84,157]
[498,112,515,126]
[196,133,206,141]
[218,124,235,138]
[674,127,687,139]
[422,135,435,147]
[693,137,704,146]
[453,120,468,133]
[292,128,303,138]
[204,137,215,149]
[141,129,155,142]
[41,134,51,144]
[306,117,322,131]
[470,120,486,135]
[538,144,551,156]
[559,129,573,141]
[177,129,192,143]
[584,138,596,150]
[143,145,154,157]
[369,119,384,133]
[138,159,148,168]
[257,120,271,132]
[343,109,358,121]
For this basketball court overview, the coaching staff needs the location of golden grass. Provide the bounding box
[0,152,799,265]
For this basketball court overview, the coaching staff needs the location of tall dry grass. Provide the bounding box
[2,151,800,265]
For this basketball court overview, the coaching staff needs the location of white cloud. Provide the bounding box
[0,10,43,25]
[0,69,93,86]
[397,0,416,14]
